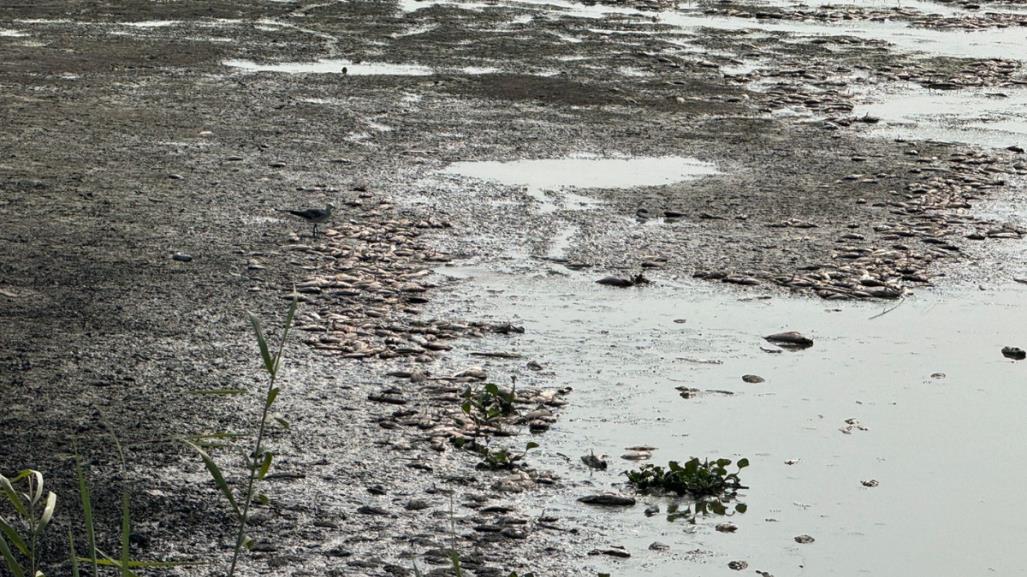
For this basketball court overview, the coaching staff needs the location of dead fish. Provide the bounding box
[578,494,636,506]
[764,331,813,350]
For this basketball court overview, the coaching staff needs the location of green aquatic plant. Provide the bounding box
[184,298,297,577]
[626,457,749,497]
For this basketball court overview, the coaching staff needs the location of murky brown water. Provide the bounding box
[433,266,1027,576]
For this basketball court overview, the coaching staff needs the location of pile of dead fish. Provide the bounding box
[282,198,521,360]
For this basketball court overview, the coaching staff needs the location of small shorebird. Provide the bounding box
[281,204,334,237]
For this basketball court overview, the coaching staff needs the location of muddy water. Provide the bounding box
[855,86,1027,149]
[433,265,1027,576]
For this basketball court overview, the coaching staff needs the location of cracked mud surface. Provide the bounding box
[2,0,1026,575]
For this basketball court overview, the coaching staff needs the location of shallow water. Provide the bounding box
[433,264,1027,577]
[223,58,436,75]
[439,155,718,212]
[855,86,1027,149]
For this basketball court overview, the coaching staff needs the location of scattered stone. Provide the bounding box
[578,494,636,507]
[764,331,813,349]
[716,522,738,533]
[930,372,946,379]
[742,374,765,383]
[1001,346,1025,360]
[840,418,868,434]
[356,505,390,516]
[861,479,879,488]
[794,534,815,544]
[526,360,543,371]
[405,499,430,511]
[648,541,670,551]
[171,252,192,262]
[728,561,748,571]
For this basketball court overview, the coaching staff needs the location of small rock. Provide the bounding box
[861,479,879,488]
[356,505,389,516]
[930,372,946,379]
[526,360,543,371]
[794,534,815,544]
[1001,346,1026,360]
[172,252,192,262]
[742,374,764,383]
[648,541,670,551]
[578,494,636,506]
[728,561,749,571]
[716,522,738,533]
[643,505,660,517]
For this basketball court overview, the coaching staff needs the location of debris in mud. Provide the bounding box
[742,374,765,383]
[171,252,192,262]
[676,386,701,399]
[764,331,814,350]
[621,448,653,461]
[1001,346,1026,360]
[794,534,816,544]
[861,479,880,488]
[840,418,869,434]
[596,273,651,287]
[716,522,738,533]
[648,541,670,551]
[728,560,749,571]
[578,494,637,507]
[644,504,660,517]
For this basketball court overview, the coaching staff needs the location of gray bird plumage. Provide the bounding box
[281,203,334,237]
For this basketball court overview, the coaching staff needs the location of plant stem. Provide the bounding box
[227,371,277,577]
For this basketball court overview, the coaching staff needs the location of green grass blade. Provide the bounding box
[82,556,201,569]
[120,492,130,577]
[182,441,240,518]
[68,528,80,577]
[248,312,275,375]
[75,457,98,577]
[0,517,29,556]
[0,532,26,577]
[271,298,298,374]
[256,453,272,480]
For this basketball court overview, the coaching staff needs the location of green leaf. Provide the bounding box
[525,442,539,451]
[248,312,275,376]
[39,492,56,531]
[120,492,130,577]
[0,532,26,577]
[256,453,273,480]
[182,441,240,519]
[0,474,30,520]
[735,503,748,513]
[271,297,298,374]
[266,387,280,407]
[0,517,29,556]
[484,383,500,397]
[69,528,80,577]
[460,401,472,416]
[75,456,98,577]
[736,458,750,469]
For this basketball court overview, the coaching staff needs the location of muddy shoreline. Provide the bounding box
[2,0,1025,575]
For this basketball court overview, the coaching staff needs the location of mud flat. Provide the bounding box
[0,0,1025,576]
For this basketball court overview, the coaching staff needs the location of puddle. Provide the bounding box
[440,155,718,213]
[433,266,1027,577]
[223,58,435,75]
[855,86,1027,149]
